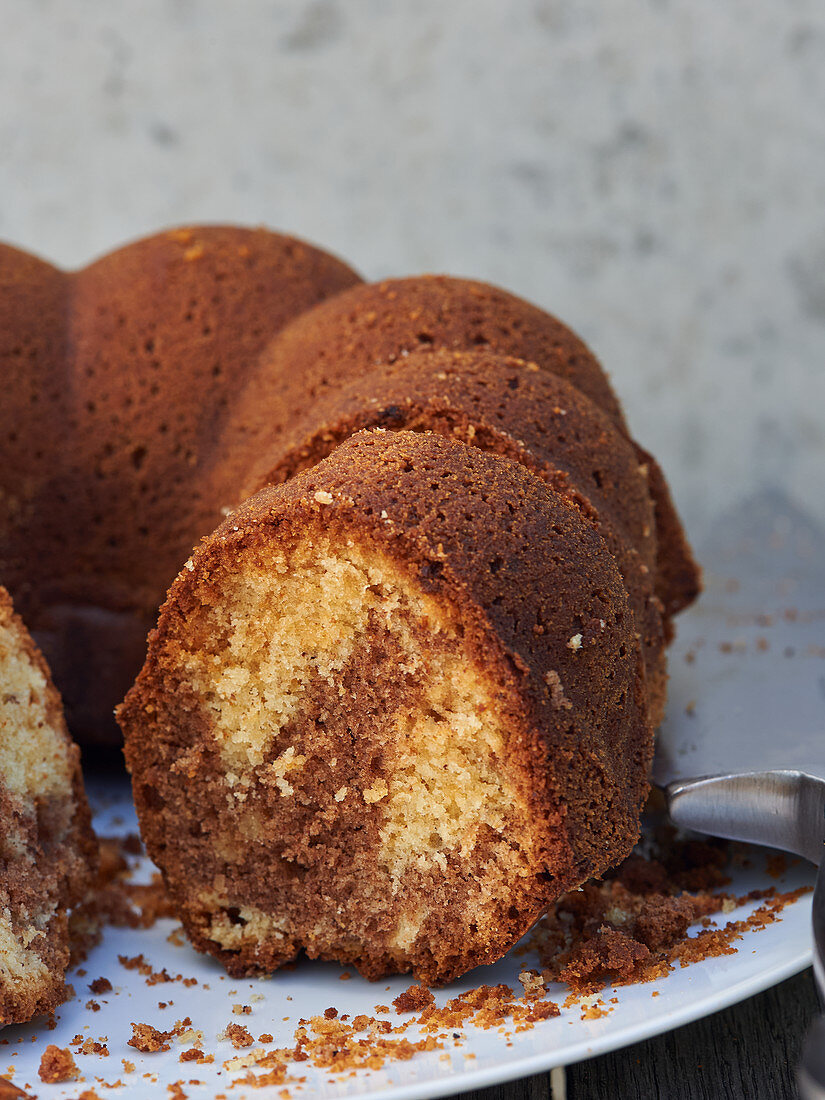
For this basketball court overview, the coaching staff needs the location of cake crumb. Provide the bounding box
[567,633,582,652]
[517,970,546,1000]
[128,1024,172,1053]
[222,1024,254,1049]
[393,985,435,1014]
[544,670,572,710]
[180,1050,213,1065]
[38,1046,79,1083]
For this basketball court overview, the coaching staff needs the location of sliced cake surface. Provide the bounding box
[120,431,652,985]
[0,587,96,1026]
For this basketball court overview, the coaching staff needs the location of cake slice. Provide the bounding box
[120,431,652,985]
[0,587,97,1026]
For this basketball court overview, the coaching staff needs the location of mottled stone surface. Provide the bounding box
[1,0,823,537]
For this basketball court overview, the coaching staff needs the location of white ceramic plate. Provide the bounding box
[2,777,813,1100]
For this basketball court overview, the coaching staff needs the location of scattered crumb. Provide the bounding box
[544,669,572,710]
[180,1050,214,1065]
[525,830,812,999]
[517,970,546,1000]
[221,1024,254,1049]
[38,1046,78,1083]
[71,1036,109,1057]
[393,985,435,1014]
[128,1024,172,1054]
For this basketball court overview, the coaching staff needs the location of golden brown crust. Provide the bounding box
[219,273,698,631]
[633,443,702,619]
[120,431,652,984]
[0,227,362,744]
[216,273,627,487]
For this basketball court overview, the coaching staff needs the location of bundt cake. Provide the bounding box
[0,586,97,1025]
[1,221,698,984]
[119,431,652,985]
[0,229,697,750]
[0,226,362,745]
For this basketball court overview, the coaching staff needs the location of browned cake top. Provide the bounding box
[0,226,362,615]
[249,346,656,571]
[0,227,362,742]
[218,273,699,620]
[240,347,667,721]
[0,228,698,748]
[217,273,627,470]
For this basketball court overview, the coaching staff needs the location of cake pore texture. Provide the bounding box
[0,587,97,1026]
[120,431,653,984]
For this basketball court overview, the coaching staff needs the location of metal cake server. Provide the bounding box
[651,490,825,1098]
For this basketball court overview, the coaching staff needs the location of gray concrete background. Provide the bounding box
[1,0,823,542]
